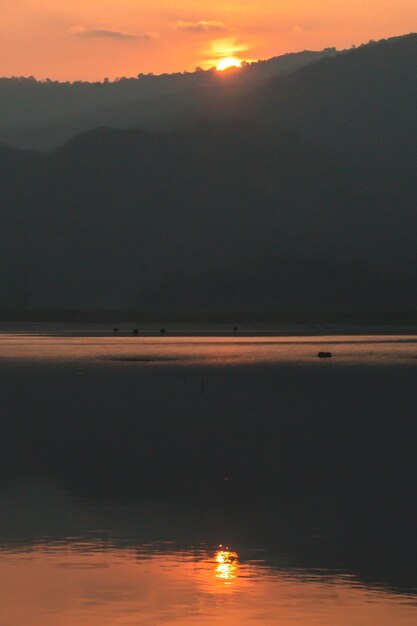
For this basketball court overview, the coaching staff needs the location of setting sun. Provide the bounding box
[216,57,242,71]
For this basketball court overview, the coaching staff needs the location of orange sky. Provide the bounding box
[1,0,416,80]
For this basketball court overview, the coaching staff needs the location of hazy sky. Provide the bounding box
[1,0,416,80]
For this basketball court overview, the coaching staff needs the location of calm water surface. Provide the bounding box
[0,328,416,624]
[1,330,417,365]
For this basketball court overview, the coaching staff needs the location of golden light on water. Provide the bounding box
[0,545,416,624]
[216,57,242,71]
[215,547,238,582]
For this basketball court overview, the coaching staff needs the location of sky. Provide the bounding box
[1,0,416,81]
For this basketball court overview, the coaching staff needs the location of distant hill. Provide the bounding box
[0,34,416,318]
[0,49,337,151]
[249,34,417,172]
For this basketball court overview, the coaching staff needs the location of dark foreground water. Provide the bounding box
[0,329,416,624]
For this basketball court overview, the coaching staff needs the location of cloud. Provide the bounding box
[69,26,151,41]
[204,37,250,59]
[175,21,227,34]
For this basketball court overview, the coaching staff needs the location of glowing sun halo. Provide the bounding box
[216,57,242,71]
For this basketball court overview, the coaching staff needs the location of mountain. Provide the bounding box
[0,34,416,318]
[249,34,417,172]
[0,49,337,151]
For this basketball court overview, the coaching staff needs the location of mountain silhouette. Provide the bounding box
[0,49,337,151]
[0,34,416,318]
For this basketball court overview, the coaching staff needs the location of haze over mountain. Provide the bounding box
[0,48,337,152]
[1,34,416,319]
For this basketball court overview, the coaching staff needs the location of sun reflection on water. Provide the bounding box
[215,546,238,583]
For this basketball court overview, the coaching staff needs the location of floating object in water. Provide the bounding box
[113,328,119,333]
[160,328,166,334]
[132,329,138,335]
[233,326,238,332]
[318,351,332,358]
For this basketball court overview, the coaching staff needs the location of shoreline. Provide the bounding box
[1,320,417,338]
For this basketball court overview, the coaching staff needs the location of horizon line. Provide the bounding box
[1,31,414,84]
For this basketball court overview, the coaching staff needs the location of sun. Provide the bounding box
[216,57,242,71]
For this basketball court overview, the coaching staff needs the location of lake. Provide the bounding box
[0,326,416,624]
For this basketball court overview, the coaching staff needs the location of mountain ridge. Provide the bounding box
[0,34,415,316]
[0,48,339,151]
